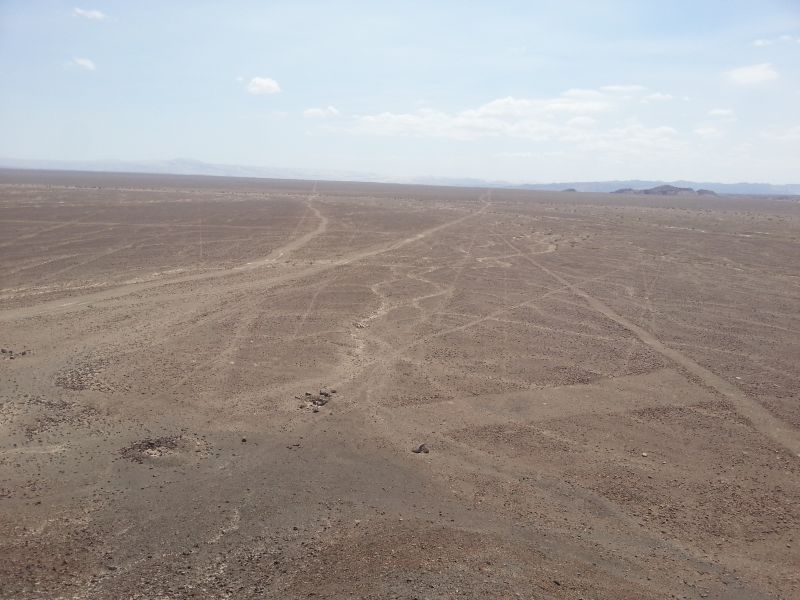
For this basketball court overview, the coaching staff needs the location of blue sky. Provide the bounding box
[1,1,799,182]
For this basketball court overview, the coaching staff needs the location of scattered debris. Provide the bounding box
[1,347,31,360]
[412,444,429,454]
[297,387,338,411]
[119,436,180,463]
[119,434,210,463]
[55,357,110,391]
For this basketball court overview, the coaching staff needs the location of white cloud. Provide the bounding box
[600,84,647,93]
[246,77,281,95]
[726,63,779,85]
[643,92,674,102]
[708,108,735,118]
[496,151,535,158]
[694,126,723,138]
[303,106,340,118]
[73,7,107,20]
[753,34,800,47]
[70,57,96,71]
[353,89,683,156]
[761,126,800,142]
[566,116,596,127]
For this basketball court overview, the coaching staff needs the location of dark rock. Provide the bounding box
[412,444,429,454]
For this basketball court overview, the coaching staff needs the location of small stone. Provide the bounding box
[412,444,429,454]
[241,438,247,443]
[642,452,648,457]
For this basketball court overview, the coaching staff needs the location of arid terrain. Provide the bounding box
[1,169,799,600]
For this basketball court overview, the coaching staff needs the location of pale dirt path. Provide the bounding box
[0,198,488,323]
[505,239,800,456]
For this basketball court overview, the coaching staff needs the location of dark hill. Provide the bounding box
[613,185,717,196]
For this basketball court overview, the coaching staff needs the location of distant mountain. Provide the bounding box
[401,176,800,195]
[611,184,716,196]
[1,157,798,196]
[515,179,800,196]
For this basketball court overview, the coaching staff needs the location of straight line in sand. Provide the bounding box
[505,239,800,456]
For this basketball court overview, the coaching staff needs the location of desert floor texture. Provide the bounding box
[1,170,799,599]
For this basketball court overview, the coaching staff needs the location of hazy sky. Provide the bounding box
[1,1,799,183]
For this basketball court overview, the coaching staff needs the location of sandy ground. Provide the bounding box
[1,170,799,599]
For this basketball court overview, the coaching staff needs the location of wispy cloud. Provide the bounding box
[496,151,535,158]
[303,106,340,118]
[246,77,281,95]
[600,84,647,93]
[643,92,674,102]
[726,63,779,85]
[753,34,800,47]
[708,108,735,118]
[72,7,107,20]
[70,57,96,71]
[694,126,723,138]
[353,87,683,156]
[761,126,800,141]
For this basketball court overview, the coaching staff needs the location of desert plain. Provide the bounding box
[1,169,799,599]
